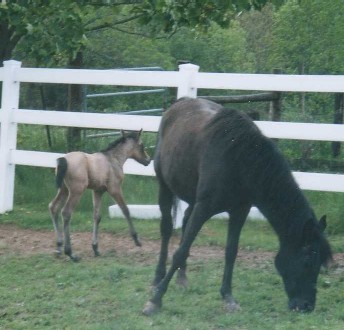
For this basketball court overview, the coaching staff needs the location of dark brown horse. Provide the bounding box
[143,98,332,315]
[49,130,151,261]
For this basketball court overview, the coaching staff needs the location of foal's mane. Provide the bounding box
[101,132,138,153]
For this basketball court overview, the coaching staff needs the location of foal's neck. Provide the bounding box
[104,143,131,167]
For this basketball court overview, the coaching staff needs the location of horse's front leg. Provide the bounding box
[143,201,210,316]
[110,188,141,247]
[61,191,83,262]
[92,190,104,256]
[49,185,68,257]
[221,204,250,312]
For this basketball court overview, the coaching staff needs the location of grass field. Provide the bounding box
[1,202,344,330]
[1,152,344,329]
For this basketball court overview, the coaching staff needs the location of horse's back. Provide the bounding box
[155,98,270,209]
[155,98,222,203]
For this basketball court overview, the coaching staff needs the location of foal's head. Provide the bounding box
[121,129,151,166]
[275,215,332,312]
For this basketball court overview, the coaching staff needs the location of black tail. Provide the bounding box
[55,157,68,188]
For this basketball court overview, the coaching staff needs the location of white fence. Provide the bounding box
[1,60,344,221]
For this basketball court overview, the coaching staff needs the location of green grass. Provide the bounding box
[0,245,343,329]
[1,157,344,328]
[1,203,344,329]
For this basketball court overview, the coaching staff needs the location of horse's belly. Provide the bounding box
[159,142,199,204]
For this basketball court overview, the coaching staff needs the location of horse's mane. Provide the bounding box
[101,132,138,153]
[206,108,314,241]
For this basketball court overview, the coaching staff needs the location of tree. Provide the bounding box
[267,0,344,163]
[2,0,283,149]
[269,0,344,75]
[238,4,276,73]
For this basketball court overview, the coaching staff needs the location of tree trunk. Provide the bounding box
[66,51,85,151]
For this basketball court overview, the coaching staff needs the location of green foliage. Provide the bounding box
[168,22,255,73]
[135,0,284,33]
[269,0,344,74]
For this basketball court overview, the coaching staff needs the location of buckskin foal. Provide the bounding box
[49,130,151,261]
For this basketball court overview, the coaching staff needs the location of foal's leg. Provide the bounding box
[221,204,250,312]
[176,204,193,288]
[61,190,83,262]
[152,182,174,287]
[49,185,68,256]
[109,187,141,247]
[143,201,212,316]
[92,190,104,256]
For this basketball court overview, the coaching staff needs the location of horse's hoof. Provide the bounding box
[142,301,160,316]
[94,251,101,257]
[176,275,188,289]
[224,301,241,313]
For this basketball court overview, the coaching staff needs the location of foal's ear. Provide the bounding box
[319,215,327,232]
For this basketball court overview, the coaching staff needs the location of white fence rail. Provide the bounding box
[1,60,344,218]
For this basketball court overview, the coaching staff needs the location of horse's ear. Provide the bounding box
[319,215,327,232]
[138,129,143,138]
[120,130,126,138]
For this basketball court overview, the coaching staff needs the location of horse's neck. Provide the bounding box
[105,144,130,167]
[255,176,312,243]
[259,191,312,244]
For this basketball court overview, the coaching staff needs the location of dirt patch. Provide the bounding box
[0,224,343,271]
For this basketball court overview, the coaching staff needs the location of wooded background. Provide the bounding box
[1,0,344,170]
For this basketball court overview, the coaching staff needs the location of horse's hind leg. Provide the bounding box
[49,185,68,256]
[109,187,141,247]
[152,181,174,287]
[92,190,103,256]
[221,204,250,312]
[176,204,193,288]
[61,191,83,262]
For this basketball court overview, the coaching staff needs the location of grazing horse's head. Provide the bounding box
[122,129,151,166]
[274,215,332,312]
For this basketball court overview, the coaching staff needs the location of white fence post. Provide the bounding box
[177,63,200,99]
[0,60,21,213]
[174,63,200,228]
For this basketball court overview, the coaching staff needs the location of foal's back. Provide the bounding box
[63,151,115,191]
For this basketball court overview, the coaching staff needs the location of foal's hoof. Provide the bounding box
[132,233,142,247]
[92,244,101,257]
[142,301,160,316]
[54,250,62,258]
[70,255,81,262]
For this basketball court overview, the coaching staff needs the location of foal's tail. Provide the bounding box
[55,157,68,188]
